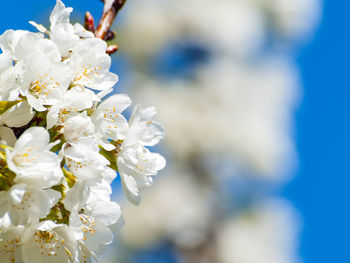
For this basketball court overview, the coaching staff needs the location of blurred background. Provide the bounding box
[1,0,349,262]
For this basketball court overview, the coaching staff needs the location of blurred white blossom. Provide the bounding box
[120,0,320,58]
[119,171,212,249]
[135,57,299,177]
[100,0,321,262]
[216,200,301,263]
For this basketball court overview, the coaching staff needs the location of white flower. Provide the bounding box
[62,137,109,185]
[117,104,165,205]
[0,224,24,263]
[49,0,94,41]
[30,0,94,58]
[123,104,164,147]
[118,145,165,205]
[62,111,95,142]
[64,180,122,259]
[0,184,61,225]
[16,41,73,111]
[22,221,78,263]
[6,127,63,188]
[46,85,98,129]
[70,211,115,259]
[50,21,94,59]
[92,94,131,144]
[64,179,120,226]
[48,0,78,58]
[4,31,74,112]
[68,38,118,91]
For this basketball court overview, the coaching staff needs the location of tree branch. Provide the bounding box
[95,0,128,40]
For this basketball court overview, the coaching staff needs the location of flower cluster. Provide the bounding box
[0,1,165,262]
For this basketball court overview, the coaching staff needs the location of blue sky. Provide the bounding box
[0,0,348,262]
[284,0,350,261]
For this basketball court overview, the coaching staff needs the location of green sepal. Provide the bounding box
[99,146,118,171]
[0,151,7,162]
[29,111,47,128]
[0,168,16,192]
[40,202,71,225]
[42,204,60,222]
[51,140,64,153]
[49,125,64,142]
[86,108,94,116]
[51,183,67,201]
[48,126,65,153]
[0,174,11,191]
[62,167,77,188]
[0,100,21,114]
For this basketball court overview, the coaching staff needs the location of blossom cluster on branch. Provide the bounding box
[0,1,165,262]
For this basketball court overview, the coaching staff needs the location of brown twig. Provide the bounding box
[95,0,128,40]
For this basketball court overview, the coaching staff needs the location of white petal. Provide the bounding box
[120,173,141,205]
[0,126,16,147]
[9,184,26,204]
[13,126,49,150]
[64,180,90,212]
[141,121,165,146]
[51,23,79,57]
[0,29,30,56]
[74,23,94,38]
[86,200,122,226]
[101,167,117,184]
[1,101,34,127]
[29,21,48,33]
[84,218,114,253]
[22,222,78,263]
[98,94,132,114]
[50,0,73,29]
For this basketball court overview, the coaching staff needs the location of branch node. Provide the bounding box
[106,44,119,55]
[95,0,127,40]
[84,11,95,33]
[104,30,116,41]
